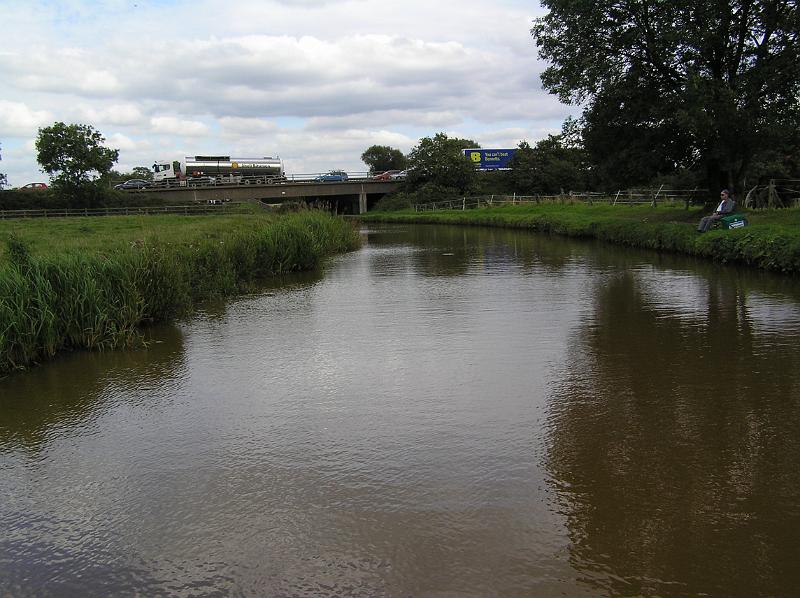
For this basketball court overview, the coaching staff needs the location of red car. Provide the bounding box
[20,182,48,190]
[372,170,401,181]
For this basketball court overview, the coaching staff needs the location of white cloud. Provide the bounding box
[105,133,151,153]
[219,117,279,137]
[149,116,209,137]
[5,49,121,96]
[0,101,52,137]
[74,104,145,127]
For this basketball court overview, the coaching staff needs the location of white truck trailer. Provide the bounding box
[152,155,284,185]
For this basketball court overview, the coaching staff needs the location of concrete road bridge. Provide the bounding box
[134,179,400,214]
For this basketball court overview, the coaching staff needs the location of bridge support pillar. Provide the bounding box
[358,189,368,214]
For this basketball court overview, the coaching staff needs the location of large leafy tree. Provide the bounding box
[361,145,407,174]
[533,0,800,193]
[406,133,479,195]
[36,122,119,197]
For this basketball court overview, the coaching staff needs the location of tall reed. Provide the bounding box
[0,211,360,375]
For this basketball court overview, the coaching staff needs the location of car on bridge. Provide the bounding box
[18,182,48,190]
[114,179,152,190]
[372,170,401,181]
[390,170,407,180]
[314,170,349,182]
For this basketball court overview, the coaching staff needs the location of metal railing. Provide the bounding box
[0,203,253,220]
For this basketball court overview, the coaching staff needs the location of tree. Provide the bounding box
[106,166,154,186]
[508,139,587,195]
[532,1,800,193]
[36,122,119,201]
[361,145,407,174]
[508,120,591,194]
[131,166,153,181]
[405,133,479,195]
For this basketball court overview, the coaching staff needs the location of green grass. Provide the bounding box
[0,204,279,260]
[361,202,800,274]
[0,209,360,375]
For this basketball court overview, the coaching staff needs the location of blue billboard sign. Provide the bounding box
[464,148,516,170]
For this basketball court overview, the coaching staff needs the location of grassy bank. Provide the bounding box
[0,209,360,375]
[361,203,800,274]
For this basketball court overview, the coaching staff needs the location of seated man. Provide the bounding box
[697,189,735,232]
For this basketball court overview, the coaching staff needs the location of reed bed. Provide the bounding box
[0,211,360,375]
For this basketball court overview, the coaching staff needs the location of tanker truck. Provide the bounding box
[152,155,284,186]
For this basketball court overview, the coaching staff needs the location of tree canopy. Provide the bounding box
[36,122,119,198]
[361,145,407,174]
[508,119,589,194]
[533,0,800,192]
[405,133,479,195]
[107,166,154,184]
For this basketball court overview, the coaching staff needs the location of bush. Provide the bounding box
[373,192,414,212]
[0,185,177,211]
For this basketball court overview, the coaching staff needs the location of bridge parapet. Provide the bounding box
[136,180,399,213]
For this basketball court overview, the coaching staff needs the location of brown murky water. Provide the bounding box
[2,224,799,597]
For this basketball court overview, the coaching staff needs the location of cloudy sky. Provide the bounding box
[0,0,575,186]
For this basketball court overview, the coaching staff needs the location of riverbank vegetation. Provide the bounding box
[361,203,800,274]
[0,209,360,375]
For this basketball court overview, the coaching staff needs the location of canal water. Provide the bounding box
[2,224,799,597]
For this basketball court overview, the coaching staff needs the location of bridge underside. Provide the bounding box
[141,181,398,213]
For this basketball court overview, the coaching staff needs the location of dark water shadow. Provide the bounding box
[0,324,187,453]
[544,262,800,596]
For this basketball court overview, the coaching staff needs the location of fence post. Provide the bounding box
[462,197,465,210]
[768,180,779,208]
[652,184,663,208]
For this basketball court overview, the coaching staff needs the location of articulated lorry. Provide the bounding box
[152,155,284,185]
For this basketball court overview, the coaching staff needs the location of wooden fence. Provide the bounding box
[0,203,253,220]
[414,188,707,212]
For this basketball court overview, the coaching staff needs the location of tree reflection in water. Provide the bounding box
[545,266,800,597]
